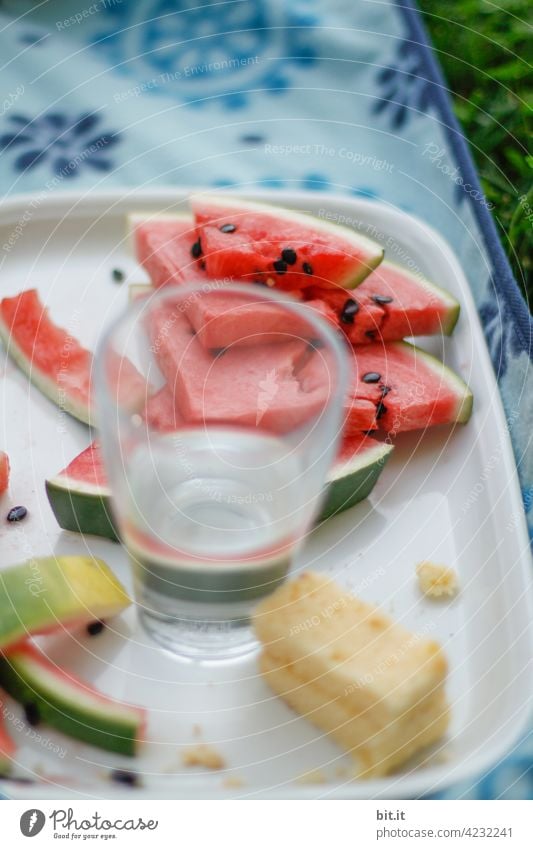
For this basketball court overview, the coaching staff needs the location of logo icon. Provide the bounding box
[20,809,46,837]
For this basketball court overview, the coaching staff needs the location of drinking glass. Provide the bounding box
[94,281,347,659]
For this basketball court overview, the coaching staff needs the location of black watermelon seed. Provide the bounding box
[219,223,237,233]
[273,259,287,275]
[340,299,359,324]
[281,248,297,265]
[240,133,265,144]
[7,505,27,522]
[87,620,106,637]
[371,294,393,305]
[302,262,313,275]
[191,239,202,258]
[380,384,391,397]
[199,259,206,270]
[365,330,377,340]
[376,401,388,420]
[362,372,381,384]
[24,703,40,727]
[111,769,140,787]
[111,268,125,283]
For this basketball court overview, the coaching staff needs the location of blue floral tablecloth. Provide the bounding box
[0,0,531,799]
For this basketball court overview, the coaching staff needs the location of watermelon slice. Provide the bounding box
[321,435,393,518]
[186,289,338,351]
[349,341,473,432]
[0,290,146,425]
[0,716,15,776]
[0,556,131,651]
[129,212,206,288]
[0,643,145,756]
[45,431,391,541]
[305,261,460,344]
[190,194,384,290]
[0,452,9,494]
[45,442,118,541]
[147,300,330,432]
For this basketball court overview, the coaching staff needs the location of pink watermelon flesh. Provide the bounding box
[146,301,332,433]
[0,452,9,494]
[133,216,206,288]
[143,384,184,432]
[349,342,470,432]
[298,348,377,434]
[305,261,459,344]
[59,440,107,489]
[186,290,338,350]
[0,290,146,423]
[191,195,383,291]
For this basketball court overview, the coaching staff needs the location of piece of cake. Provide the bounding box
[252,571,449,777]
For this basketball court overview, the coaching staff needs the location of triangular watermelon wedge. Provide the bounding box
[190,194,384,290]
[305,260,460,344]
[45,431,391,540]
[0,290,147,425]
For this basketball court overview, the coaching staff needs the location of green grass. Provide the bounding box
[419,0,533,307]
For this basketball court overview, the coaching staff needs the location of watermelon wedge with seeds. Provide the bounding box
[350,341,473,432]
[0,643,145,757]
[191,194,384,290]
[305,261,460,344]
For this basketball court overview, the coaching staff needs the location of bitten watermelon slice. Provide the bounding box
[0,452,9,494]
[191,195,384,290]
[305,261,460,344]
[129,212,206,288]
[45,431,392,541]
[0,290,146,425]
[0,556,131,651]
[0,643,145,756]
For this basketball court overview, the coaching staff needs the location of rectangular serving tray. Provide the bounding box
[0,188,531,799]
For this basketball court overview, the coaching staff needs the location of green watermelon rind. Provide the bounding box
[397,341,473,424]
[45,476,118,542]
[0,314,91,426]
[46,441,391,542]
[190,194,385,287]
[382,261,460,336]
[0,556,130,651]
[320,440,393,520]
[0,648,144,757]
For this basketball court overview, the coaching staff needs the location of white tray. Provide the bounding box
[0,189,531,800]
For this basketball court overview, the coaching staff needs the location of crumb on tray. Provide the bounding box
[416,561,458,598]
[182,743,225,770]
